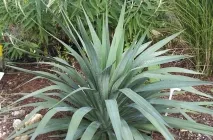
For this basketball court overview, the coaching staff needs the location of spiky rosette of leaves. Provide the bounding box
[3,4,213,140]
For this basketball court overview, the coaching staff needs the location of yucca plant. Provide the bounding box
[2,4,213,140]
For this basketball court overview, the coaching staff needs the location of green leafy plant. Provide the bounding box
[0,1,49,61]
[1,0,53,43]
[3,4,213,140]
[36,0,165,42]
[5,41,40,61]
[168,0,213,75]
[2,32,41,61]
[2,0,165,57]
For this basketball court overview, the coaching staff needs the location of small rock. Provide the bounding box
[25,114,43,127]
[3,115,9,122]
[151,29,162,37]
[14,135,29,140]
[7,81,11,84]
[13,119,22,130]
[0,132,6,138]
[12,110,26,118]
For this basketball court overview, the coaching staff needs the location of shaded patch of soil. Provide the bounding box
[0,64,53,140]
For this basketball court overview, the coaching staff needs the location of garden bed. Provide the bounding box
[0,63,213,140]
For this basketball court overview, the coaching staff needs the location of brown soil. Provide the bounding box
[0,62,213,140]
[0,64,56,140]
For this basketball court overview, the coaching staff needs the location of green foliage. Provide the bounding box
[2,4,213,140]
[4,41,40,61]
[1,0,165,60]
[2,32,41,61]
[44,0,165,41]
[168,0,213,75]
[57,0,164,41]
[0,0,49,61]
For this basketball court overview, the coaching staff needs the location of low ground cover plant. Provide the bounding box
[2,4,213,140]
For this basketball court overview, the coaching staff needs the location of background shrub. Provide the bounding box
[167,0,213,75]
[1,0,165,61]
